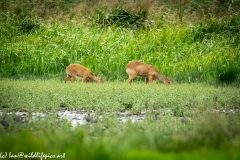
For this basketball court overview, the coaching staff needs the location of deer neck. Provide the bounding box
[89,75,100,82]
[156,72,167,82]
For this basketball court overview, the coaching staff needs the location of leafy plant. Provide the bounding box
[186,16,240,44]
[90,5,149,29]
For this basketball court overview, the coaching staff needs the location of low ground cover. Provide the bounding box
[0,80,239,159]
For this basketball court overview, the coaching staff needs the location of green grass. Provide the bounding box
[1,79,239,112]
[0,80,240,159]
[0,19,239,84]
[0,1,240,84]
[0,1,240,159]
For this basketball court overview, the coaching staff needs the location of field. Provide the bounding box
[0,80,240,159]
[0,0,240,159]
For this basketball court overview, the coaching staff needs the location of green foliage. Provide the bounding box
[0,1,240,85]
[0,80,240,159]
[107,6,148,28]
[90,5,150,29]
[0,12,41,40]
[187,16,240,45]
[0,18,239,84]
[1,1,240,159]
[0,0,79,15]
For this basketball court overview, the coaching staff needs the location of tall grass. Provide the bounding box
[0,0,239,84]
[0,18,239,84]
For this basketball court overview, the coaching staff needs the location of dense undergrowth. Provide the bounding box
[0,1,240,159]
[0,0,240,84]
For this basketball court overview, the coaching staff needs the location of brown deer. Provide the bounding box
[126,60,170,85]
[64,64,103,83]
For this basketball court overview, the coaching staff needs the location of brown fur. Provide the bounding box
[64,64,103,83]
[126,60,170,85]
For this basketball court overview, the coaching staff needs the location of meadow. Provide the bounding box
[0,80,240,159]
[0,0,240,159]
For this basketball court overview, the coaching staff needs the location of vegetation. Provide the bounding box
[0,0,240,159]
[0,80,240,159]
[0,0,240,84]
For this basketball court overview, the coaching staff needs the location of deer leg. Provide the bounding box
[71,76,76,83]
[82,77,88,83]
[86,77,90,82]
[148,75,153,83]
[127,75,136,85]
[145,77,149,84]
[64,75,71,83]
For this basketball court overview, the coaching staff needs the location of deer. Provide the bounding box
[64,64,103,83]
[126,60,170,85]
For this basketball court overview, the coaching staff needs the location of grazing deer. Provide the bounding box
[126,60,170,85]
[64,64,103,83]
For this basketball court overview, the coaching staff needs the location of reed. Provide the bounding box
[0,0,239,85]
